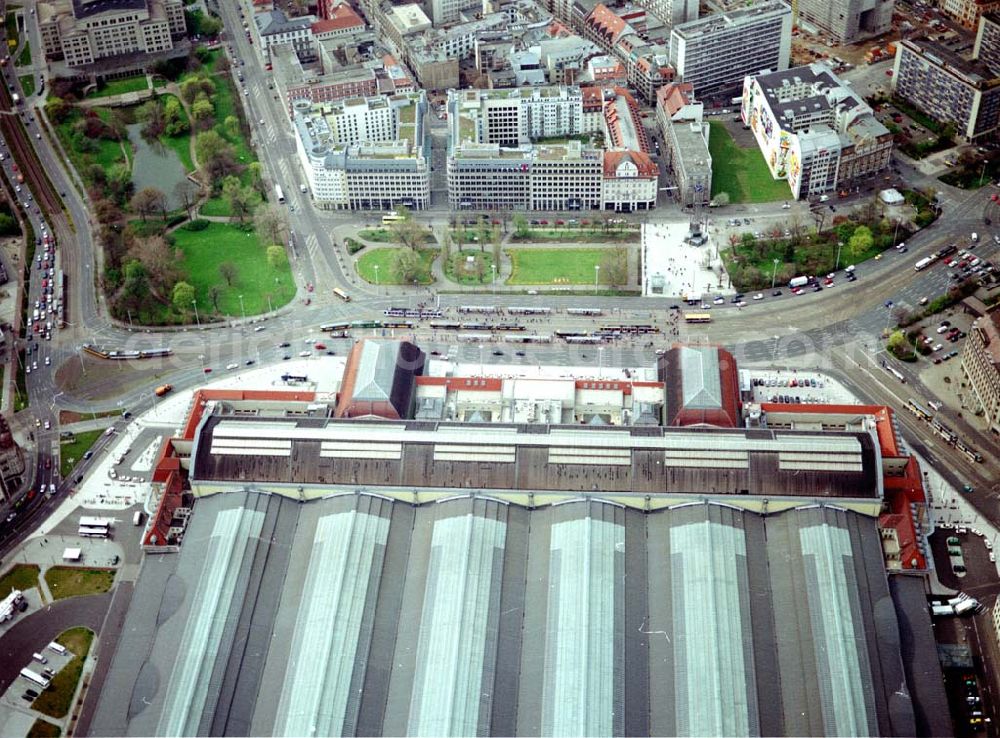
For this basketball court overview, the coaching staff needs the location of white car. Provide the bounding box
[43,420,50,430]
[752,293,764,300]
[44,356,50,366]
[299,350,312,357]
[713,297,725,305]
[226,362,239,370]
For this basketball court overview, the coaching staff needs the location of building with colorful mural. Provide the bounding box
[741,62,893,199]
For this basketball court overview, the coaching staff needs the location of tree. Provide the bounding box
[390,247,427,284]
[174,181,195,219]
[247,161,265,195]
[128,235,181,295]
[389,208,427,249]
[130,187,167,221]
[476,218,489,253]
[492,237,501,274]
[191,93,215,126]
[222,176,258,222]
[253,203,287,245]
[208,284,223,312]
[219,261,238,287]
[266,244,287,269]
[179,75,213,104]
[223,115,240,140]
[44,96,71,124]
[713,192,730,207]
[136,100,166,139]
[172,281,196,312]
[163,96,189,136]
[887,329,913,358]
[195,131,238,184]
[847,225,874,262]
[601,246,629,289]
[512,213,529,239]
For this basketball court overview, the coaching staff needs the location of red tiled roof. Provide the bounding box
[313,2,364,31]
[603,150,657,177]
[657,82,694,117]
[587,4,627,42]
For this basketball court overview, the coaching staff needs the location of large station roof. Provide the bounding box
[191,415,881,501]
[659,345,741,427]
[90,490,917,737]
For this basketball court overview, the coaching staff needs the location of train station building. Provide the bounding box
[89,338,949,737]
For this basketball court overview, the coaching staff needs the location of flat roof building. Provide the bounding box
[796,0,892,42]
[892,36,1000,142]
[669,1,791,96]
[962,307,1000,434]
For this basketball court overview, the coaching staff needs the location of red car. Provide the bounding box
[203,367,212,373]
[314,343,327,350]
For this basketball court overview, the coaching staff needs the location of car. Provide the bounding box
[812,285,823,292]
[326,350,336,356]
[933,343,943,352]
[35,418,40,427]
[430,350,441,356]
[44,356,50,366]
[731,293,745,303]
[771,290,783,297]
[713,296,725,305]
[314,343,326,350]
[283,354,291,360]
[299,350,312,357]
[963,484,975,493]
[226,363,239,370]
[735,300,747,307]
[753,293,764,300]
[515,351,526,357]
[824,278,834,286]
[792,287,804,295]
[43,420,50,430]
[278,341,291,348]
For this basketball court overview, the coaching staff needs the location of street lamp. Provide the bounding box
[594,264,600,287]
[770,258,780,289]
[479,344,485,376]
[598,346,604,378]
[835,241,843,270]
[884,300,894,337]
[491,263,496,296]
[373,264,379,294]
[192,299,200,328]
[239,294,246,323]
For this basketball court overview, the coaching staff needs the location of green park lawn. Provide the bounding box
[0,563,40,598]
[356,247,436,285]
[19,75,34,97]
[59,429,103,478]
[158,94,194,172]
[27,719,61,738]
[708,122,790,204]
[444,249,496,285]
[172,222,295,316]
[44,568,115,601]
[54,107,131,187]
[85,74,148,99]
[506,248,610,285]
[14,40,29,67]
[31,627,94,719]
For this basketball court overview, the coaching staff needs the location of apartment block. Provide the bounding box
[941,0,1000,30]
[962,308,1000,435]
[428,0,480,25]
[38,0,186,68]
[892,37,1000,141]
[669,1,791,96]
[742,62,892,199]
[293,93,430,210]
[640,0,697,28]
[797,0,892,42]
[974,13,1000,77]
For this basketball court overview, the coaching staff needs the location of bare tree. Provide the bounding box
[253,203,288,245]
[219,261,238,287]
[208,284,223,312]
[130,187,167,222]
[601,246,628,289]
[127,235,181,296]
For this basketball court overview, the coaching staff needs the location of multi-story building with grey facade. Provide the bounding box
[796,0,892,42]
[38,0,186,69]
[941,0,1000,30]
[669,1,791,96]
[447,87,658,211]
[293,93,430,210]
[962,308,1000,435]
[656,83,711,205]
[742,62,892,199]
[974,13,1000,76]
[253,9,317,63]
[892,37,1000,142]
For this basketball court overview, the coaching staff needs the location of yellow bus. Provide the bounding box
[382,211,404,225]
[333,288,351,302]
[684,313,712,323]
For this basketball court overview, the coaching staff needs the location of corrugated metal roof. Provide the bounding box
[407,513,508,736]
[274,509,390,737]
[542,515,624,736]
[157,506,265,737]
[670,518,758,736]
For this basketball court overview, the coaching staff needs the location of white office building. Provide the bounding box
[293,93,430,210]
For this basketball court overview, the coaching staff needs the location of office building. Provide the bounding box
[657,82,712,205]
[669,1,792,96]
[293,93,430,210]
[38,0,186,69]
[640,0,697,28]
[428,0,480,24]
[962,308,1000,435]
[796,0,892,42]
[0,416,26,502]
[253,9,317,63]
[89,340,947,738]
[974,13,1000,75]
[742,63,893,199]
[447,86,656,211]
[892,37,1000,142]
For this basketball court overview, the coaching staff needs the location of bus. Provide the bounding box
[906,399,932,421]
[684,313,712,324]
[20,669,50,690]
[566,308,602,316]
[275,184,285,204]
[508,307,551,315]
[333,288,351,302]
[382,211,404,225]
[914,256,935,271]
[78,526,109,539]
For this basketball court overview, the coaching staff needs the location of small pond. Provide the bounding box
[126,123,196,210]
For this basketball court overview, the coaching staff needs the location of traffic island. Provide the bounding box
[44,567,115,601]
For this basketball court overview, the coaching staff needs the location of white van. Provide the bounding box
[971,232,978,242]
[819,194,830,202]
[32,653,47,665]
